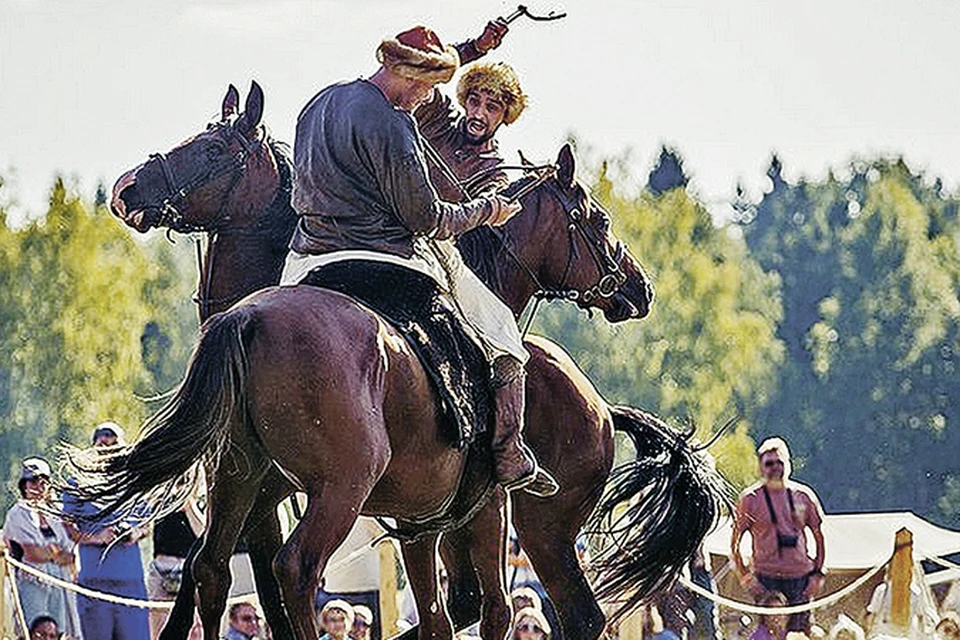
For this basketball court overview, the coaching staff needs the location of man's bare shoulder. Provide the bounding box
[785,479,824,506]
[737,481,767,502]
[785,479,819,497]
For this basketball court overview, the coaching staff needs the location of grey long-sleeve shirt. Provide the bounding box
[290,79,494,258]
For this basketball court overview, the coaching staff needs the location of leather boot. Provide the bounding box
[491,357,559,497]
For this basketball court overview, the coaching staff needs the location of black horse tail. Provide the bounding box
[61,308,256,525]
[586,405,733,623]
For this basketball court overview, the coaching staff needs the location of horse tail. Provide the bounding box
[62,308,256,524]
[587,405,733,622]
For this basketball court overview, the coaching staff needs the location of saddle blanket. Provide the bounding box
[300,259,492,447]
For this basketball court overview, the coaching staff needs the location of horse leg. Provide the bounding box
[273,480,380,640]
[158,537,202,640]
[469,492,511,640]
[401,533,454,640]
[158,470,293,640]
[440,490,510,640]
[438,532,481,631]
[193,456,269,640]
[513,495,606,640]
[242,471,296,640]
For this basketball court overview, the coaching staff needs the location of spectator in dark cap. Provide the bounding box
[3,458,81,638]
[27,614,60,640]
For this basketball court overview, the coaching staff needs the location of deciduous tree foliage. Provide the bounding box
[0,178,195,510]
[740,157,960,524]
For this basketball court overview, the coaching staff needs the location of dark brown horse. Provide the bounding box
[101,83,725,640]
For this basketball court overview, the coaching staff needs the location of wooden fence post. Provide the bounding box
[378,539,401,638]
[889,527,913,632]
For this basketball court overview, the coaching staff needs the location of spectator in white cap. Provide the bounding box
[319,599,354,640]
[3,457,81,638]
[349,604,373,640]
[91,421,125,447]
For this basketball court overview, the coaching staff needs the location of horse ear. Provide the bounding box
[222,84,240,120]
[557,143,576,188]
[238,80,264,135]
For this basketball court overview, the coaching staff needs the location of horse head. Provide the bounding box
[111,81,281,235]
[509,143,654,322]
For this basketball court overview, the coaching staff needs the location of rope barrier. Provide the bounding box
[2,550,263,611]
[677,562,887,616]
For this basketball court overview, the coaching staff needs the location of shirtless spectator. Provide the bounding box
[732,437,826,634]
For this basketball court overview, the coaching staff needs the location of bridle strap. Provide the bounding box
[146,123,258,233]
[420,139,627,308]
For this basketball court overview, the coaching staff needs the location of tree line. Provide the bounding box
[1,148,958,527]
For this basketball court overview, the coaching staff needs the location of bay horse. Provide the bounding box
[103,82,726,639]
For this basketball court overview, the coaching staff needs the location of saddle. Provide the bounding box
[301,260,497,540]
[300,259,492,448]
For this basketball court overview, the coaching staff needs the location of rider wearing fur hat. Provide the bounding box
[415,23,528,202]
[283,23,558,497]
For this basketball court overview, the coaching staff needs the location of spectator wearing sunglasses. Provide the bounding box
[511,607,550,640]
[348,604,373,640]
[223,602,260,640]
[732,437,826,634]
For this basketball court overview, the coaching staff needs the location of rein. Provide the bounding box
[422,141,627,318]
[151,132,292,321]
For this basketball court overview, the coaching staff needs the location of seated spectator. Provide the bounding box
[349,604,373,640]
[27,615,60,640]
[3,458,81,638]
[510,586,542,613]
[937,612,960,640]
[749,592,789,640]
[223,602,260,640]
[511,606,550,640]
[319,599,354,640]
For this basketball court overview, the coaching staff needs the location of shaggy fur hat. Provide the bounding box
[377,26,460,84]
[456,62,528,125]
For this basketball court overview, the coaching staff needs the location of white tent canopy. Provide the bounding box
[704,511,960,571]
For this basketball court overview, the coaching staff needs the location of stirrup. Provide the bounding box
[502,466,559,497]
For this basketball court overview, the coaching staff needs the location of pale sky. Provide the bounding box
[2,0,959,226]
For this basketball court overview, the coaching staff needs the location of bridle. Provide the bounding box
[465,163,628,306]
[423,144,629,311]
[532,179,628,305]
[145,121,260,234]
[140,120,274,319]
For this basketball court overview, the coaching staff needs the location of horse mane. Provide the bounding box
[456,173,540,298]
[260,137,299,256]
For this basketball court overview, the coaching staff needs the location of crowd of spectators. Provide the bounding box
[7,428,960,640]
